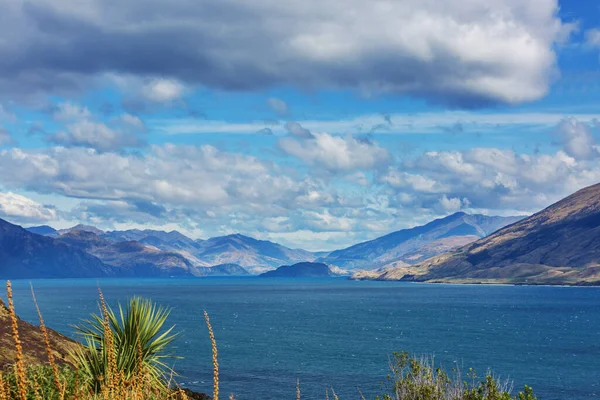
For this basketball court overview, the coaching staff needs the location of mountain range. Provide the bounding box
[4,182,600,284]
[2,210,524,279]
[318,213,521,270]
[358,182,600,285]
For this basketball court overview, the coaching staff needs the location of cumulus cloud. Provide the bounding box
[437,195,470,213]
[0,145,341,214]
[279,132,389,172]
[0,192,56,223]
[141,79,186,102]
[284,121,314,138]
[267,97,289,117]
[48,120,145,152]
[586,28,600,47]
[553,119,599,160]
[0,128,14,146]
[378,120,600,214]
[52,102,91,122]
[0,0,571,106]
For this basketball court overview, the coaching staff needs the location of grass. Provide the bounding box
[2,280,537,400]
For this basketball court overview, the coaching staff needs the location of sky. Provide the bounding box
[0,0,600,251]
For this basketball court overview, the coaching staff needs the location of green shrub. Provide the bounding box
[378,352,537,400]
[71,296,179,394]
[2,365,78,400]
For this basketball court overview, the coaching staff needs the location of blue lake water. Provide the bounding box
[3,278,600,399]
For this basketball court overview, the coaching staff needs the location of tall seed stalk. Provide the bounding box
[6,281,28,400]
[204,310,219,400]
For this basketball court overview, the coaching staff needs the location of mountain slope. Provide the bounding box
[195,263,250,276]
[0,298,78,367]
[25,225,57,236]
[194,233,316,268]
[103,229,207,266]
[0,219,113,279]
[370,183,600,285]
[259,262,334,277]
[57,224,104,236]
[321,212,521,270]
[56,230,197,277]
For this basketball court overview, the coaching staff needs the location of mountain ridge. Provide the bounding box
[360,183,600,285]
[319,212,522,270]
[0,219,114,279]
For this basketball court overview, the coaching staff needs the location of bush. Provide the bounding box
[378,352,536,400]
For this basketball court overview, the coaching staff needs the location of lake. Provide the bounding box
[4,278,600,399]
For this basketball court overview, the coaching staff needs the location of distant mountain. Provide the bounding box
[320,212,522,270]
[194,234,316,268]
[195,263,250,276]
[366,183,600,285]
[0,219,113,279]
[25,225,57,236]
[56,230,197,277]
[58,224,104,236]
[259,262,334,278]
[103,229,207,266]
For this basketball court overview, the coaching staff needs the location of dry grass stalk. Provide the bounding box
[229,394,236,400]
[357,387,366,400]
[204,310,219,400]
[325,388,329,400]
[6,281,28,400]
[98,287,117,395]
[331,388,339,400]
[0,371,7,400]
[30,283,64,398]
[32,376,43,400]
[296,379,301,400]
[178,387,189,400]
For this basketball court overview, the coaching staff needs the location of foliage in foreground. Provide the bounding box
[378,352,536,400]
[72,295,179,393]
[1,280,537,400]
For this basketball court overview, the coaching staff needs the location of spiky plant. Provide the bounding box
[71,296,179,393]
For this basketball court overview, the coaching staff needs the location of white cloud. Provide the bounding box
[586,28,600,47]
[53,102,91,122]
[0,128,14,146]
[379,121,600,213]
[553,118,600,160]
[142,79,186,102]
[437,195,470,213]
[0,0,572,106]
[0,192,56,223]
[284,121,314,138]
[279,133,389,172]
[49,120,144,151]
[0,145,339,213]
[154,111,600,136]
[267,98,289,117]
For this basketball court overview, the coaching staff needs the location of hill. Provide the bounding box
[25,225,57,236]
[364,183,600,285]
[195,263,250,276]
[56,230,198,277]
[194,234,316,268]
[0,297,77,368]
[320,212,521,270]
[259,262,334,277]
[0,219,113,279]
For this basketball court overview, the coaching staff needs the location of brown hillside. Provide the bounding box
[0,298,78,369]
[369,183,600,285]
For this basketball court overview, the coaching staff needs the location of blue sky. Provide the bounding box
[0,0,600,250]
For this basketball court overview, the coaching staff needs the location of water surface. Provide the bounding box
[4,278,599,399]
